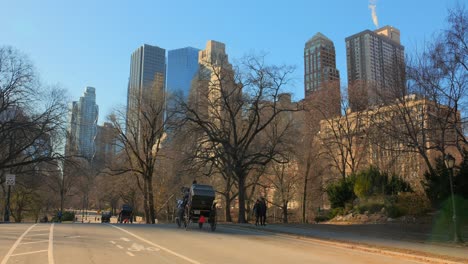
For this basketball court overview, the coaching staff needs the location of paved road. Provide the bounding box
[0,223,425,264]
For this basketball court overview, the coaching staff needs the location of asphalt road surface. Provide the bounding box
[0,223,423,264]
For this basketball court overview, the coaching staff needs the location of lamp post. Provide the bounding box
[444,154,463,243]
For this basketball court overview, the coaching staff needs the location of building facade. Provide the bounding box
[66,87,99,160]
[346,26,405,111]
[94,122,117,168]
[167,47,200,101]
[317,95,461,198]
[126,44,166,137]
[304,32,341,119]
[189,40,235,119]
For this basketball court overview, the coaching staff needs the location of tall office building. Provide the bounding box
[346,26,405,111]
[127,44,166,136]
[304,33,341,118]
[189,40,234,118]
[167,47,200,101]
[66,87,99,160]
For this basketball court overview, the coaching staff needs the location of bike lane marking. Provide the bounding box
[0,224,37,264]
[20,240,49,245]
[48,223,54,264]
[109,225,201,264]
[10,250,48,257]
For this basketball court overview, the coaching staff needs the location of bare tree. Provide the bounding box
[367,5,467,180]
[266,158,300,223]
[108,77,169,223]
[181,54,298,223]
[0,47,68,172]
[317,90,368,181]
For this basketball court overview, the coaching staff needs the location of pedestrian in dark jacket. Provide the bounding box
[253,199,261,226]
[259,197,267,226]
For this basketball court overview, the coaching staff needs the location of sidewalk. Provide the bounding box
[223,223,468,263]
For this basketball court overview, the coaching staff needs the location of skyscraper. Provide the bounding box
[304,33,341,118]
[126,44,166,136]
[189,40,234,118]
[346,26,405,111]
[66,87,99,160]
[167,47,200,101]
[304,33,340,97]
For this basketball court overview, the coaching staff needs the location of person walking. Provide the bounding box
[253,199,261,226]
[259,197,267,226]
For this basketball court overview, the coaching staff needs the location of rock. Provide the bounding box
[343,213,353,221]
[387,217,394,222]
[380,207,386,213]
[364,211,369,215]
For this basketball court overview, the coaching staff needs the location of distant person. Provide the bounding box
[259,197,267,226]
[253,199,261,226]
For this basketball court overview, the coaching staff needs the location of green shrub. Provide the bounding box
[386,205,405,218]
[395,193,430,216]
[354,166,384,199]
[328,207,345,218]
[354,166,412,199]
[326,176,356,208]
[385,175,413,195]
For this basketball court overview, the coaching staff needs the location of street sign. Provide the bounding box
[5,174,15,186]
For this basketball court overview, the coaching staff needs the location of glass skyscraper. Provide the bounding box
[166,47,200,101]
[66,86,99,160]
[127,44,166,136]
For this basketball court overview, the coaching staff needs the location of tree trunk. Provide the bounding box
[302,156,311,223]
[147,176,156,224]
[142,179,150,224]
[224,192,232,222]
[237,174,246,223]
[282,201,288,223]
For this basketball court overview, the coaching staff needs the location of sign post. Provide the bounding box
[4,174,15,222]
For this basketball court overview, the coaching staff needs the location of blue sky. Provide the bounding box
[0,0,460,124]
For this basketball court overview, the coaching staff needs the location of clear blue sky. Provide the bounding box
[0,0,460,124]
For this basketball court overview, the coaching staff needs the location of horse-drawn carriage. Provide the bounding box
[176,184,217,231]
[118,204,133,224]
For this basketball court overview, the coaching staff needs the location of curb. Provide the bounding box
[221,224,467,264]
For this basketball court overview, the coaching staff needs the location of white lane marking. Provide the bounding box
[20,240,49,245]
[120,237,130,242]
[48,223,55,264]
[110,225,201,264]
[27,233,49,237]
[116,245,124,249]
[147,247,160,252]
[1,224,37,264]
[110,241,116,244]
[126,252,135,257]
[10,250,48,257]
